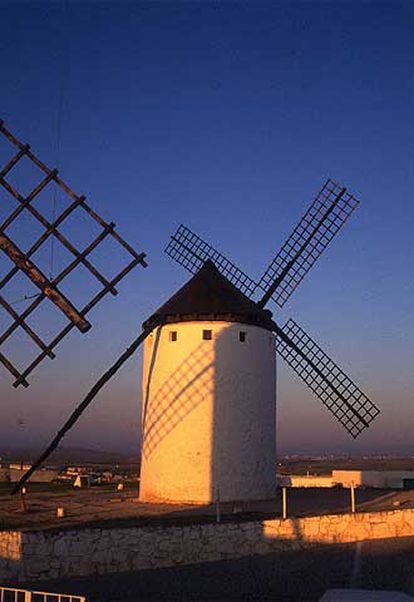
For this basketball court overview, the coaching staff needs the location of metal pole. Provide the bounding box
[216,487,221,523]
[282,486,287,520]
[351,482,356,513]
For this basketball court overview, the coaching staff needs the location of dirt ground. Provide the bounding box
[1,484,413,531]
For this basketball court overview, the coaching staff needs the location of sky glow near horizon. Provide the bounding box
[0,1,413,456]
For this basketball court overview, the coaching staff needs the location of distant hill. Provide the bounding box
[0,444,139,466]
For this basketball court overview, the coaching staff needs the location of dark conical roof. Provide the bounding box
[143,260,274,331]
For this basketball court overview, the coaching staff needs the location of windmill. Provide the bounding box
[13,179,380,502]
[138,179,380,503]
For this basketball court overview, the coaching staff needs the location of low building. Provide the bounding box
[0,468,9,482]
[279,470,414,489]
[332,470,414,489]
[278,475,335,488]
[9,468,59,483]
[73,474,90,488]
[9,463,32,471]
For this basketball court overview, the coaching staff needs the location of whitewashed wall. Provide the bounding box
[140,321,276,503]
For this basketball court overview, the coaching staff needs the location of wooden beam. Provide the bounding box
[0,232,91,333]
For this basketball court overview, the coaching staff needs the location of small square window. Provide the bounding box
[169,331,177,342]
[202,329,212,340]
[239,331,247,343]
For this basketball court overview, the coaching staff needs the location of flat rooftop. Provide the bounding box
[0,484,413,532]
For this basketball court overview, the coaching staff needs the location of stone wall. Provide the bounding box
[0,531,21,563]
[1,508,413,584]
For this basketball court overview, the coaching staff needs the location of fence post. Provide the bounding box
[282,486,287,520]
[350,482,356,514]
[216,487,221,523]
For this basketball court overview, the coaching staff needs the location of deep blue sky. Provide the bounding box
[0,1,413,456]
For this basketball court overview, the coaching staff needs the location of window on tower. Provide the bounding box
[169,331,177,342]
[239,331,247,342]
[202,329,212,340]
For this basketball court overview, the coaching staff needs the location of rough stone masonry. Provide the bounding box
[1,508,413,584]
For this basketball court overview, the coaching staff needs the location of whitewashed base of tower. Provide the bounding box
[139,321,276,504]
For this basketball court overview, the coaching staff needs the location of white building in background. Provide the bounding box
[332,470,414,489]
[278,475,335,488]
[9,463,32,471]
[0,466,58,483]
[139,261,277,504]
[279,470,414,489]
[73,474,90,488]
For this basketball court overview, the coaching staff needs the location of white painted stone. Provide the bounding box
[140,321,277,503]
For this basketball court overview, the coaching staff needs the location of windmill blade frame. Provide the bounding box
[274,318,380,438]
[257,179,359,308]
[0,120,147,387]
[0,231,91,333]
[165,224,258,297]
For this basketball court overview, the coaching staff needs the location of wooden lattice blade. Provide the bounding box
[0,232,91,332]
[258,180,360,308]
[274,319,380,438]
[165,224,257,298]
[0,120,147,385]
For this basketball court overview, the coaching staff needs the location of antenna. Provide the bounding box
[0,120,147,386]
[257,179,359,308]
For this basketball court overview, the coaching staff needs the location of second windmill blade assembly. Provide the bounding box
[164,178,380,437]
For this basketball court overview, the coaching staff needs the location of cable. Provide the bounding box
[49,0,70,280]
[9,293,41,306]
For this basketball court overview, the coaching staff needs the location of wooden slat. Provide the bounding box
[0,232,91,333]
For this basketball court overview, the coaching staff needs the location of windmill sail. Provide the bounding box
[165,224,257,297]
[0,120,147,386]
[275,319,380,438]
[258,179,359,308]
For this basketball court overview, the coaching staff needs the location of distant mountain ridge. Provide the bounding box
[0,444,138,465]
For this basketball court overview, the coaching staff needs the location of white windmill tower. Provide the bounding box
[139,260,277,503]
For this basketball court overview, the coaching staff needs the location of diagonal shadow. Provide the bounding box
[140,325,163,446]
[142,341,214,458]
